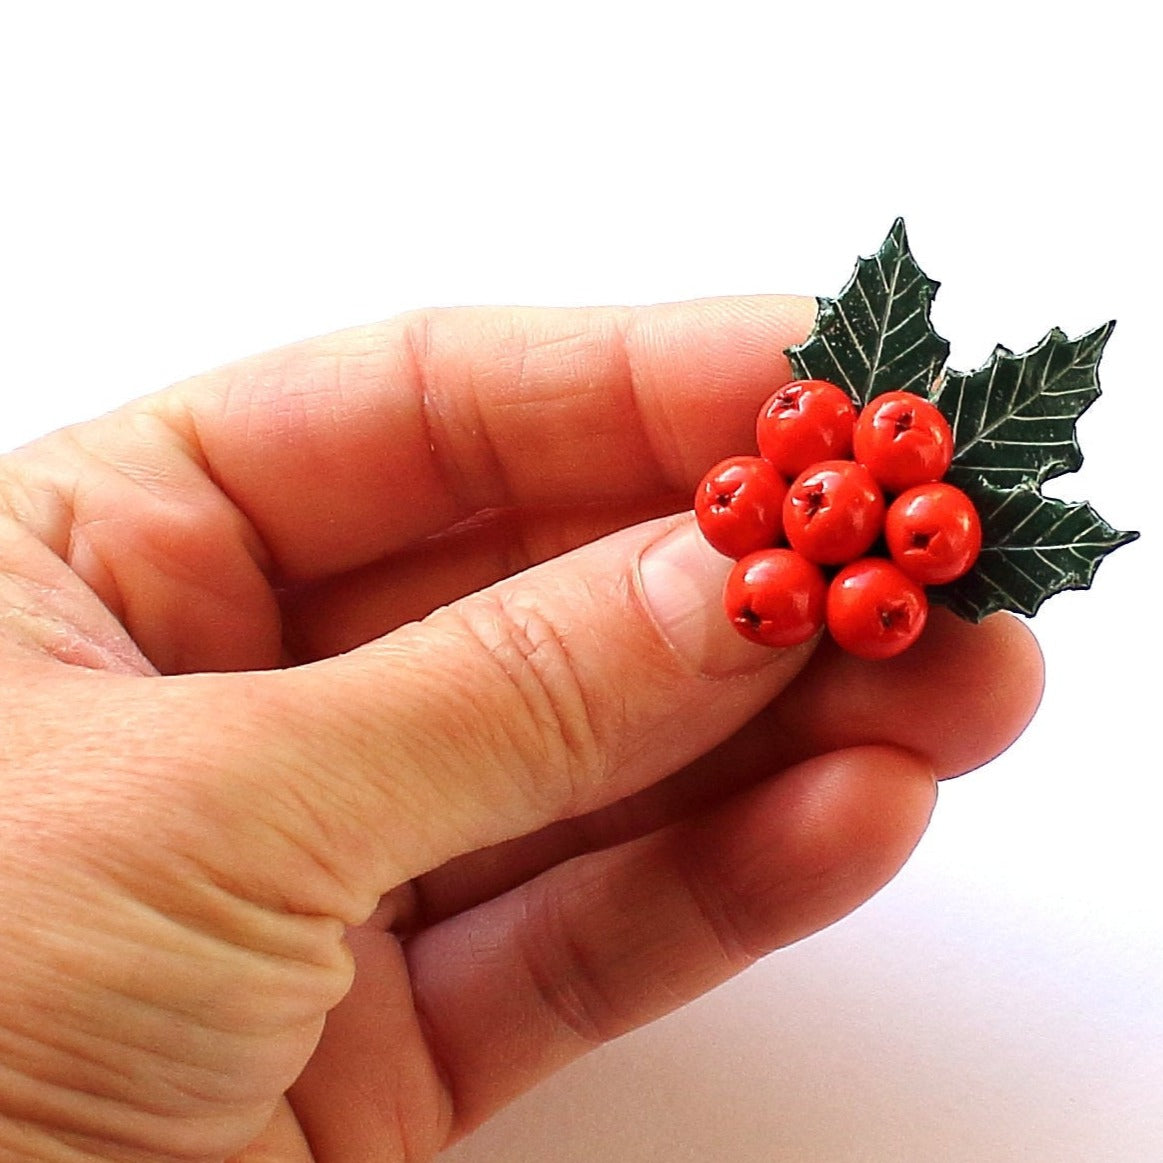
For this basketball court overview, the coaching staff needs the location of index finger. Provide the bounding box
[155,296,814,580]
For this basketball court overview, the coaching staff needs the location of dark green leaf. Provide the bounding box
[786,218,950,407]
[780,220,1137,624]
[934,322,1115,492]
[932,482,1139,621]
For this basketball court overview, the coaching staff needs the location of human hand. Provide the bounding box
[0,298,1043,1161]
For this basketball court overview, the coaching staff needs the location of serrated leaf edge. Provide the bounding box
[932,482,1139,621]
[782,222,1137,622]
[937,320,1115,491]
[785,218,949,407]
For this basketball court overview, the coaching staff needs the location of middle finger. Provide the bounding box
[408,610,1043,926]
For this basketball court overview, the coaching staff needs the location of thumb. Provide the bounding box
[235,514,817,921]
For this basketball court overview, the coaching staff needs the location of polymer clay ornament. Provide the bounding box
[697,219,1138,660]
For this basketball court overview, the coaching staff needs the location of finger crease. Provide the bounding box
[611,310,687,494]
[518,881,615,1047]
[406,311,515,520]
[672,833,764,971]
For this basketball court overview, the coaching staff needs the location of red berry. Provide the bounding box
[826,558,928,660]
[694,456,788,559]
[723,548,827,648]
[756,380,858,478]
[853,390,954,494]
[885,482,983,586]
[783,459,885,565]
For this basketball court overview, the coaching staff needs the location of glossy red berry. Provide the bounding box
[782,459,885,565]
[853,390,954,494]
[826,557,928,660]
[723,548,827,648]
[694,456,788,559]
[886,482,983,586]
[756,379,858,478]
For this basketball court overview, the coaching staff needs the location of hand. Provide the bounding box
[0,297,1042,1161]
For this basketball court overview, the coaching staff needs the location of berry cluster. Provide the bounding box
[694,380,982,660]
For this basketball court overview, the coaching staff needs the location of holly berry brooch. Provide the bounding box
[695,220,1138,660]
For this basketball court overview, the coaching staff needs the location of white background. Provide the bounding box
[1,3,1159,1160]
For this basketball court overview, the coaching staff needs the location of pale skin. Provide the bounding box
[0,296,1044,1162]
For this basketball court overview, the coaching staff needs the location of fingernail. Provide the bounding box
[637,518,788,677]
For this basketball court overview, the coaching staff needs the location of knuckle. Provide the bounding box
[443,590,606,819]
[400,306,512,514]
[518,876,626,1046]
[674,838,769,970]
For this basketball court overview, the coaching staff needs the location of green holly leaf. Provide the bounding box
[786,217,950,407]
[932,482,1139,621]
[933,322,1115,492]
[781,220,1138,626]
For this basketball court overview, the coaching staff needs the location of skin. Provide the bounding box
[0,296,1044,1162]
